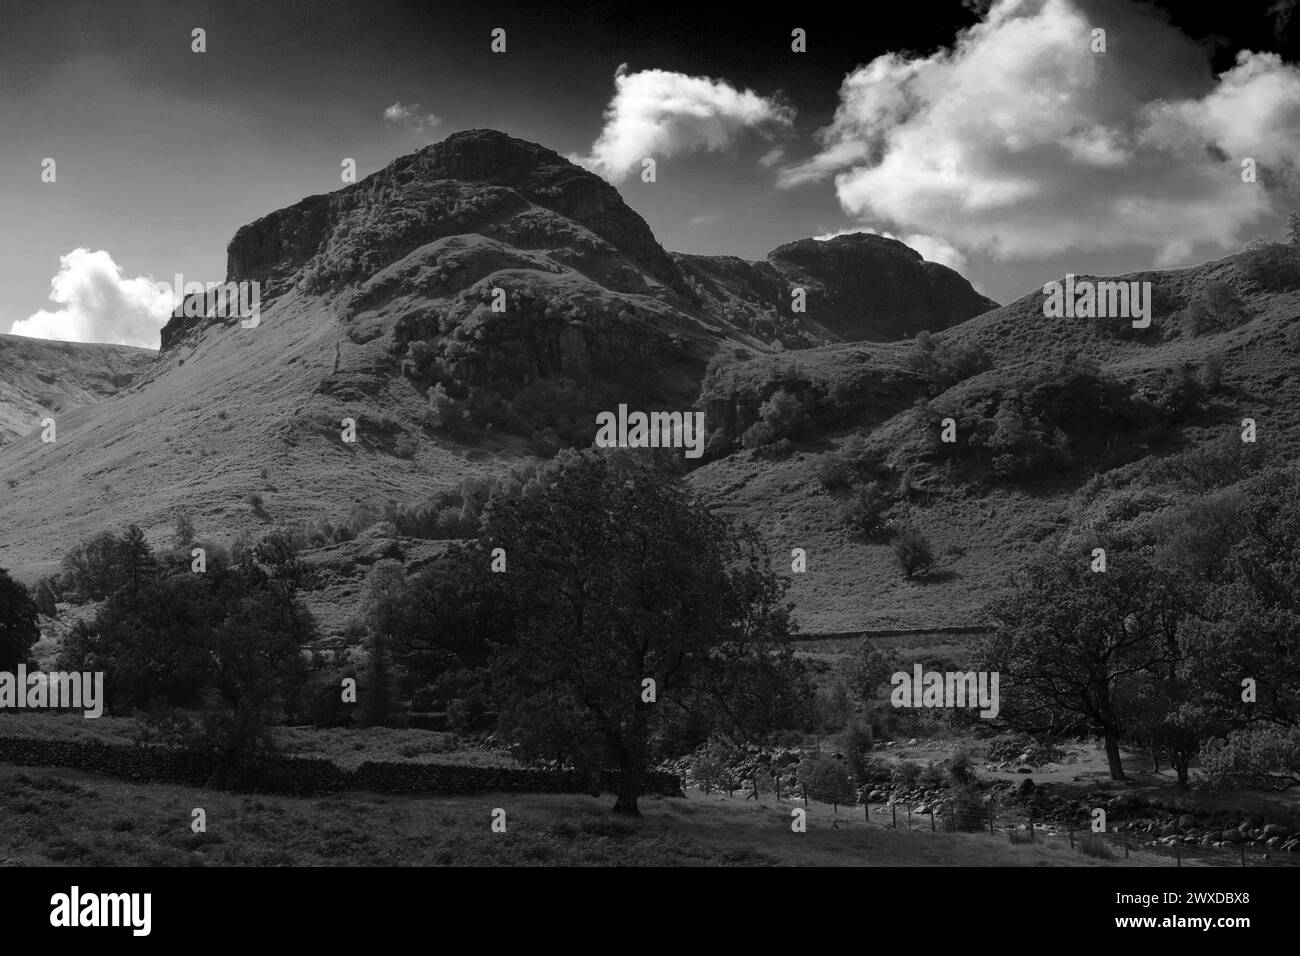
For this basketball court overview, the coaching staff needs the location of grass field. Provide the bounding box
[0,762,1164,867]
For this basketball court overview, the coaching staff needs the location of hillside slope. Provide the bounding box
[0,334,154,446]
[689,249,1300,632]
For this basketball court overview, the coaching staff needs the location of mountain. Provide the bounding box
[0,129,998,603]
[0,334,154,446]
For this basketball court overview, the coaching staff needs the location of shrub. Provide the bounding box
[905,331,993,394]
[948,747,976,786]
[690,743,727,794]
[892,760,922,787]
[891,524,936,578]
[918,760,944,789]
[816,453,856,490]
[1200,280,1247,328]
[393,433,419,460]
[1078,834,1114,860]
[742,388,813,448]
[843,721,874,782]
[33,577,58,617]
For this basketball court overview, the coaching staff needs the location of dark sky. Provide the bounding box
[2,0,1297,345]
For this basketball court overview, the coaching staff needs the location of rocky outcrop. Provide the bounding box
[766,234,997,340]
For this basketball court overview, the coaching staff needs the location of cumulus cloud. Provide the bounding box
[781,0,1300,264]
[10,248,174,348]
[383,101,442,135]
[813,227,969,271]
[572,66,793,181]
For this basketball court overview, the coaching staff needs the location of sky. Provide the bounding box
[1,0,1298,348]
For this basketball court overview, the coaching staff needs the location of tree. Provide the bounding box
[482,449,804,814]
[843,481,892,536]
[983,547,1184,780]
[0,566,39,670]
[1176,468,1300,728]
[172,510,196,549]
[1288,211,1300,246]
[61,530,124,601]
[118,524,158,608]
[359,561,406,727]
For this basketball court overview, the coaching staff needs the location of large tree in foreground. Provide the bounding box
[483,448,805,814]
[983,546,1184,781]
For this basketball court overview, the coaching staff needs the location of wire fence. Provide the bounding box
[859,793,1300,867]
[694,773,1300,867]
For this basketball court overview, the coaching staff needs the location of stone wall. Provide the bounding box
[0,736,683,798]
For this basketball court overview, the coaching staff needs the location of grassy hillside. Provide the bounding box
[0,333,154,446]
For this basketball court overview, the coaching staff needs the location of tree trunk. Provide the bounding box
[1103,729,1127,781]
[613,765,641,816]
[1174,756,1190,791]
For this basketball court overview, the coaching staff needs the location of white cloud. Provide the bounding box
[758,146,785,168]
[688,214,719,227]
[572,67,793,181]
[813,226,968,272]
[782,0,1300,262]
[10,248,174,348]
[383,101,442,135]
